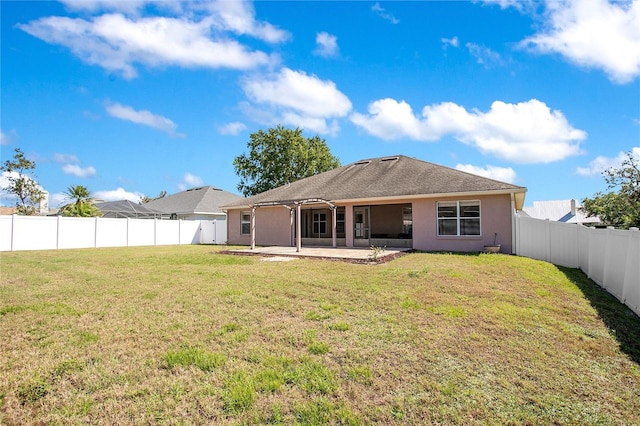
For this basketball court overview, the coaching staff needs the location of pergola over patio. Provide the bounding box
[249,198,337,252]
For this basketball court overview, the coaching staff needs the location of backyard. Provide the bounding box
[1,246,639,425]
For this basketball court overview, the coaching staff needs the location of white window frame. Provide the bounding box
[437,200,481,237]
[241,211,251,235]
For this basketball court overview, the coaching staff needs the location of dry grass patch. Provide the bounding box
[1,245,639,425]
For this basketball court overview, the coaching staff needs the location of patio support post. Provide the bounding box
[250,206,256,250]
[332,206,337,248]
[296,203,301,252]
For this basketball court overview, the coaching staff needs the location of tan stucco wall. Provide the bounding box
[227,193,515,252]
[412,194,513,253]
[226,207,293,246]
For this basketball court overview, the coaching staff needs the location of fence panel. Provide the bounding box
[622,230,640,315]
[587,229,608,287]
[96,218,128,247]
[516,216,549,261]
[127,218,156,246]
[12,216,58,251]
[602,228,630,300]
[58,217,96,249]
[0,215,13,251]
[156,220,180,246]
[180,221,201,245]
[548,221,579,268]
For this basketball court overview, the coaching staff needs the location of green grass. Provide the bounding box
[1,245,639,425]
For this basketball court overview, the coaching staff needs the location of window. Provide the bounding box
[437,201,480,236]
[313,212,327,235]
[241,211,251,235]
[402,206,413,236]
[336,208,345,237]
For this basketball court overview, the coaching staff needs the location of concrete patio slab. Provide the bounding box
[223,246,411,263]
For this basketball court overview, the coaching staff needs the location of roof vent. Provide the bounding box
[380,156,399,162]
[354,160,371,165]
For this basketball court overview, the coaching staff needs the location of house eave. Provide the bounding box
[224,188,527,211]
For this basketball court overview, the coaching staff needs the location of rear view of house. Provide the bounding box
[222,156,526,253]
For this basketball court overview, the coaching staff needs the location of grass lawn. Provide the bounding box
[1,245,639,425]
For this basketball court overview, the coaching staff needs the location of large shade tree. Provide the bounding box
[582,150,640,229]
[233,125,340,197]
[0,148,44,215]
[59,185,102,217]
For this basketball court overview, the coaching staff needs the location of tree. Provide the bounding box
[582,150,640,229]
[140,190,167,204]
[59,185,102,217]
[233,125,340,196]
[0,148,44,215]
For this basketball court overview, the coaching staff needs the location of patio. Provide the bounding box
[223,246,412,263]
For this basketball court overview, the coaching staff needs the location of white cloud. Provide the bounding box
[314,32,339,58]
[576,146,640,176]
[441,36,459,49]
[350,98,586,164]
[466,42,504,67]
[218,121,247,135]
[178,173,204,191]
[106,102,183,137]
[372,2,399,24]
[18,12,278,79]
[519,0,640,84]
[0,130,11,145]
[203,0,290,43]
[93,187,143,202]
[62,164,97,178]
[60,0,146,14]
[54,153,97,178]
[241,68,352,135]
[455,164,517,183]
[53,153,79,164]
[0,171,47,203]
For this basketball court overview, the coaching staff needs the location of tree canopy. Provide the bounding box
[1,148,44,215]
[233,125,340,197]
[582,150,640,229]
[59,185,102,217]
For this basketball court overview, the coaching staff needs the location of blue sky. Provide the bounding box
[1,0,639,209]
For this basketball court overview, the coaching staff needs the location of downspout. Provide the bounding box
[250,206,256,250]
[511,192,516,254]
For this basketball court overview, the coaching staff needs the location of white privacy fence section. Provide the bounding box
[516,215,640,317]
[0,215,227,252]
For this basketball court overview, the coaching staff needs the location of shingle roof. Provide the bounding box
[222,155,526,208]
[145,186,243,215]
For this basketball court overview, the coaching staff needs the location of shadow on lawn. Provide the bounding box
[557,266,640,365]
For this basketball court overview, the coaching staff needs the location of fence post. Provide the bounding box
[10,214,16,251]
[602,226,615,290]
[56,215,61,249]
[94,216,99,248]
[545,219,551,262]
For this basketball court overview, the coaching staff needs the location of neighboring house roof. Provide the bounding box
[0,207,17,215]
[95,200,165,219]
[222,155,527,209]
[521,199,601,224]
[144,186,243,216]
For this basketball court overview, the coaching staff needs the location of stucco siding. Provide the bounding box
[412,194,513,253]
[226,207,292,246]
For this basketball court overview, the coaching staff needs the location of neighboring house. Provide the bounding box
[144,186,244,221]
[521,199,602,226]
[95,200,166,219]
[222,155,527,253]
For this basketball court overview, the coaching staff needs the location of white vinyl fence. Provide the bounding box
[0,215,227,252]
[516,215,640,317]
